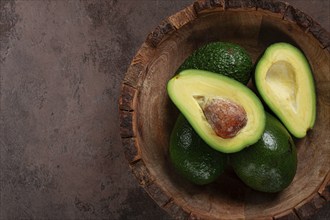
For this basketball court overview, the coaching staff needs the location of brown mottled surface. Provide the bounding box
[0,0,329,219]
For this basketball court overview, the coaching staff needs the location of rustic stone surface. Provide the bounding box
[0,0,329,219]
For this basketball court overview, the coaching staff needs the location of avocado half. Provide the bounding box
[167,70,265,153]
[255,43,316,138]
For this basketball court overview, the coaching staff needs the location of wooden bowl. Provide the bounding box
[119,0,330,219]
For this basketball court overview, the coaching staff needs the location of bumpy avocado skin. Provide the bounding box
[169,114,227,185]
[230,113,297,193]
[177,42,253,84]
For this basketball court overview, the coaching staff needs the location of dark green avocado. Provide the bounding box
[169,114,227,185]
[178,42,253,84]
[230,112,297,193]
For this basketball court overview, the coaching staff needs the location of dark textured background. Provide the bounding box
[0,0,329,219]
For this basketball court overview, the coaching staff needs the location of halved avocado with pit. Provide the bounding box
[255,43,316,138]
[167,69,265,153]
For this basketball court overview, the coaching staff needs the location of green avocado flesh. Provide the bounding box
[167,70,265,153]
[169,114,227,185]
[178,42,253,84]
[255,42,316,138]
[230,112,297,193]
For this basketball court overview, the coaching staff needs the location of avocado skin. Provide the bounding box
[170,114,227,185]
[230,113,297,193]
[178,42,253,84]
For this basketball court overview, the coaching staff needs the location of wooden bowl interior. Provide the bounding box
[134,10,329,219]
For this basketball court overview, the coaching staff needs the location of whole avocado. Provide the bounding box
[177,42,253,84]
[230,112,297,193]
[169,114,227,185]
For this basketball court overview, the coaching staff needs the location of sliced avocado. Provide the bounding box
[255,42,316,138]
[230,112,297,193]
[167,69,265,153]
[177,42,253,84]
[169,114,227,185]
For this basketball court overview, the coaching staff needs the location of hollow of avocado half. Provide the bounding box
[167,69,266,153]
[255,42,316,138]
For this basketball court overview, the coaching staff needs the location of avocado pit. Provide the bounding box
[195,96,248,139]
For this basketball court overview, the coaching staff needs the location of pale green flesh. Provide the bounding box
[167,70,265,153]
[265,61,298,113]
[255,43,316,138]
